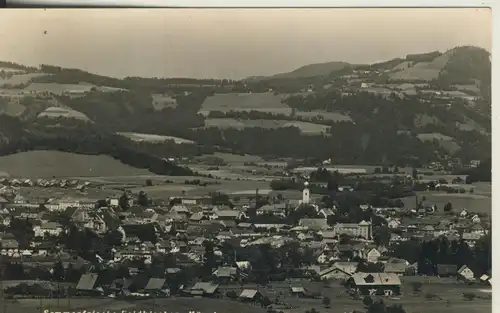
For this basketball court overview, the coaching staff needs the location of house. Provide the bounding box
[239,289,263,302]
[383,262,407,276]
[457,265,475,281]
[333,221,372,239]
[33,222,63,237]
[319,266,351,281]
[437,264,458,277]
[189,282,220,297]
[347,272,401,296]
[363,248,381,263]
[459,209,468,217]
[211,210,240,221]
[387,219,401,229]
[212,267,238,283]
[471,214,481,223]
[257,204,287,217]
[144,278,169,295]
[290,286,307,297]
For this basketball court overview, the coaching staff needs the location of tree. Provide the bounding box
[137,191,149,207]
[145,179,153,186]
[226,290,238,299]
[363,296,373,307]
[373,226,391,247]
[444,202,453,212]
[52,261,65,282]
[463,292,476,301]
[118,193,130,211]
[412,168,418,180]
[322,296,331,308]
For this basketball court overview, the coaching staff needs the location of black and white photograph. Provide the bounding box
[0,8,492,313]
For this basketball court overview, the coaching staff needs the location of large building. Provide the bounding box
[333,220,372,239]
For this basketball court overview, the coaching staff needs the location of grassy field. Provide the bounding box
[417,133,461,154]
[295,111,352,122]
[389,53,451,81]
[38,106,91,121]
[203,118,329,135]
[199,92,293,116]
[116,132,195,144]
[0,150,154,178]
[0,73,48,87]
[400,191,491,214]
[293,165,374,174]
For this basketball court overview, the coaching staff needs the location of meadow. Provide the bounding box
[116,132,195,144]
[295,110,352,122]
[0,150,154,178]
[199,92,293,116]
[417,133,461,154]
[203,118,330,135]
[389,52,451,81]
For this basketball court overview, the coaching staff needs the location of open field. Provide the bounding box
[16,186,119,200]
[0,150,154,178]
[400,191,491,214]
[295,111,352,122]
[116,132,195,144]
[0,73,49,87]
[417,133,461,154]
[203,118,330,135]
[293,166,374,174]
[389,53,451,81]
[199,92,293,116]
[38,106,91,121]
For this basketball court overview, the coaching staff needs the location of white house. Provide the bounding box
[33,222,63,237]
[457,265,475,281]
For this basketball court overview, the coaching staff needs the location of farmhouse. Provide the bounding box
[347,272,402,296]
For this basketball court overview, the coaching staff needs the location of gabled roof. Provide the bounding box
[191,282,219,294]
[144,278,166,290]
[239,289,259,299]
[76,273,98,290]
[351,272,401,286]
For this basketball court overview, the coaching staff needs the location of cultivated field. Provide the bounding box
[417,133,461,154]
[295,111,352,122]
[400,190,491,214]
[116,132,195,144]
[389,53,451,81]
[199,92,293,116]
[0,150,154,178]
[293,166,374,174]
[0,73,49,87]
[203,118,329,135]
[37,106,91,121]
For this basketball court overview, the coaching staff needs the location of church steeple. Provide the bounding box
[302,181,310,204]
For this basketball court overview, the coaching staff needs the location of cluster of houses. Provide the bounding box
[0,178,89,190]
[0,183,492,300]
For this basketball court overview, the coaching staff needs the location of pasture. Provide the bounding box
[0,150,154,178]
[293,166,373,174]
[295,110,352,122]
[0,73,49,87]
[37,106,91,121]
[417,133,461,154]
[203,118,329,135]
[116,132,195,144]
[23,83,94,95]
[389,52,451,81]
[400,190,491,214]
[199,92,293,115]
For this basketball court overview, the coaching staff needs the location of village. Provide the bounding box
[0,170,492,313]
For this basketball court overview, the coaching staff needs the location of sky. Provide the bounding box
[0,8,492,79]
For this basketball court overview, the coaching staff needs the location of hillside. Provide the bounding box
[266,61,351,80]
[0,45,491,169]
[0,150,155,178]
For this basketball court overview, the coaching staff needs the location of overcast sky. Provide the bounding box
[0,8,491,79]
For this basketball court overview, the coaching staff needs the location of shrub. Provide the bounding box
[463,292,476,301]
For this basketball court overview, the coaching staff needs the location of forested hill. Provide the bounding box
[0,45,491,172]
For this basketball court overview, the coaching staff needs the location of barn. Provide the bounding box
[346,272,401,296]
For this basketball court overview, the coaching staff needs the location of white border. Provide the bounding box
[6,0,497,7]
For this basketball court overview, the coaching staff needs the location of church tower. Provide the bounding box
[302,181,310,204]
